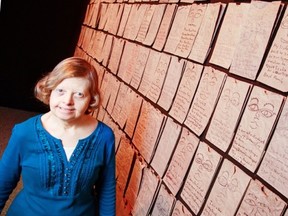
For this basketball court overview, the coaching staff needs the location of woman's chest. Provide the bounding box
[21,136,104,196]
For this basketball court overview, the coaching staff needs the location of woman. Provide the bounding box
[0,57,116,215]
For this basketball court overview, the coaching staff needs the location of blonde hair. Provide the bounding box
[35,57,101,114]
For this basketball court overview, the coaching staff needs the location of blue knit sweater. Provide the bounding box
[0,115,116,216]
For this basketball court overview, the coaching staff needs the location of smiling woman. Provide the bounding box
[0,57,116,216]
[50,78,92,116]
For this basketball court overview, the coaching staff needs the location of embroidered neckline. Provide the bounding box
[35,115,102,196]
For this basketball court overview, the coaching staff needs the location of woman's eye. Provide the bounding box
[75,92,84,98]
[55,88,64,94]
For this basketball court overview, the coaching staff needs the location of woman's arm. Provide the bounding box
[0,126,22,212]
[97,127,116,216]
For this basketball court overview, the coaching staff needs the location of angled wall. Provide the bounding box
[75,0,288,215]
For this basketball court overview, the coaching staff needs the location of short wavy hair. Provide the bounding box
[35,57,101,114]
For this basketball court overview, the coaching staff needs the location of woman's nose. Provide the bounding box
[63,93,74,104]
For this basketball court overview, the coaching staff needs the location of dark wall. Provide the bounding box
[0,0,88,112]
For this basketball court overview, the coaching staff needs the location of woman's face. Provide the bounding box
[49,77,91,122]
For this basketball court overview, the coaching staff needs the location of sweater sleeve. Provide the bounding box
[0,126,22,212]
[98,127,116,216]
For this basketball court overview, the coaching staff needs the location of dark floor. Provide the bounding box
[0,106,38,215]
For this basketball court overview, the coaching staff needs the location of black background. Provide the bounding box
[0,0,88,112]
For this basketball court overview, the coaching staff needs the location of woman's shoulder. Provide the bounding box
[13,114,42,132]
[15,114,42,127]
[98,121,114,136]
[96,121,115,147]
[96,122,115,155]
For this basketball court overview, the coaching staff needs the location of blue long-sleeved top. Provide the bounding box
[0,114,115,216]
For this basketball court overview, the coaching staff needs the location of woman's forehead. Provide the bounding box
[56,77,90,91]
